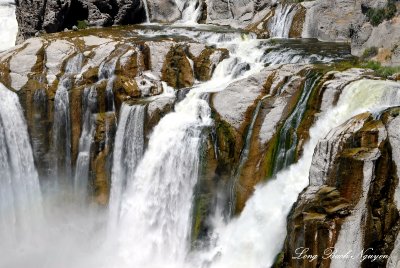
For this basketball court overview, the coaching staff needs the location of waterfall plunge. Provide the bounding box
[269,4,298,38]
[52,54,83,186]
[0,83,43,247]
[116,93,212,267]
[108,103,146,234]
[203,79,400,268]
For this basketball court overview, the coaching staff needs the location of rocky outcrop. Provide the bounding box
[15,0,147,41]
[0,26,221,204]
[300,0,400,65]
[206,0,277,29]
[279,108,400,268]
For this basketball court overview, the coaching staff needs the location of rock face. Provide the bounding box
[0,26,221,204]
[14,0,400,65]
[15,0,147,41]
[206,0,277,28]
[279,109,400,268]
[300,0,400,65]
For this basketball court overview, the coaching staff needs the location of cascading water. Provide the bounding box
[108,27,269,268]
[269,4,298,38]
[272,72,321,175]
[2,18,394,268]
[0,83,42,247]
[52,54,83,186]
[73,86,97,198]
[115,93,211,267]
[200,79,400,268]
[108,103,146,234]
[175,0,202,24]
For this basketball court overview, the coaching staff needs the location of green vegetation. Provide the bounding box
[360,61,400,78]
[365,1,397,26]
[362,46,378,59]
[77,20,88,30]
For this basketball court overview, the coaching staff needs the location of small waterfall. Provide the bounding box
[0,83,43,246]
[142,0,151,23]
[73,86,97,198]
[52,54,83,185]
[228,100,263,216]
[269,4,298,38]
[176,0,202,24]
[116,93,211,266]
[108,103,146,233]
[205,80,400,268]
[0,0,18,51]
[272,72,321,175]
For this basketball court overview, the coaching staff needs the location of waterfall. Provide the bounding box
[73,86,97,198]
[52,54,83,186]
[176,0,202,24]
[106,28,267,268]
[108,103,146,234]
[269,4,298,38]
[116,92,211,267]
[0,0,17,51]
[0,83,43,246]
[204,79,400,268]
[272,72,321,175]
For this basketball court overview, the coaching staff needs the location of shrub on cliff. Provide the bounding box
[361,61,400,78]
[364,1,397,26]
[362,47,378,59]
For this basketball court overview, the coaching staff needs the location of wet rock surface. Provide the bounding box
[279,109,400,268]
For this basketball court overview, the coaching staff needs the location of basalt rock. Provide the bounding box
[0,26,218,204]
[161,45,194,89]
[15,0,147,41]
[279,109,400,268]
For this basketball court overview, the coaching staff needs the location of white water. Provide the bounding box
[269,4,298,38]
[108,103,146,234]
[74,86,97,198]
[107,26,268,268]
[199,80,400,268]
[115,93,211,267]
[0,83,42,247]
[175,0,202,24]
[0,0,17,51]
[3,21,398,268]
[52,54,83,186]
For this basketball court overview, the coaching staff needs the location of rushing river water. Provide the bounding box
[1,2,400,268]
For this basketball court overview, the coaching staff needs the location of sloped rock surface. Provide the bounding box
[279,109,400,268]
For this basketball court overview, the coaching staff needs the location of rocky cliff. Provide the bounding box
[279,107,400,268]
[14,0,400,66]
[2,1,400,267]
[0,26,226,203]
